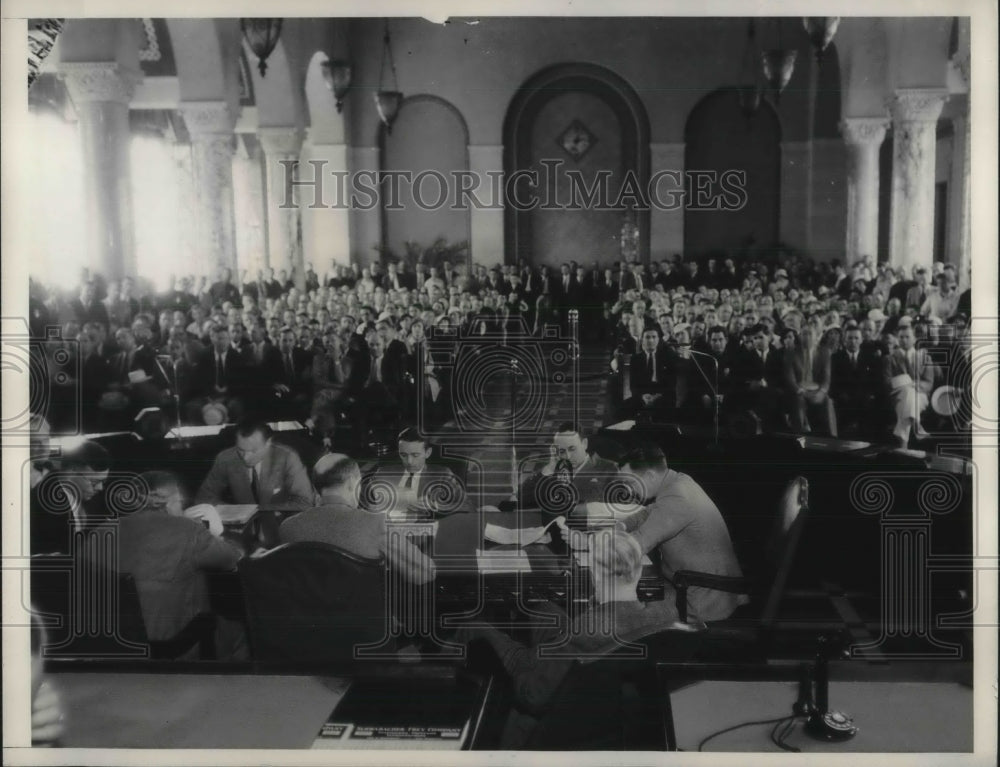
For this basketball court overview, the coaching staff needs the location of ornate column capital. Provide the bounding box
[887,89,949,124]
[839,117,890,146]
[180,100,237,135]
[259,127,304,158]
[60,62,140,105]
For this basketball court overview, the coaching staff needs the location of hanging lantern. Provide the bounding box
[321,59,352,113]
[241,18,283,77]
[375,20,403,134]
[761,18,797,104]
[736,19,763,120]
[803,17,840,62]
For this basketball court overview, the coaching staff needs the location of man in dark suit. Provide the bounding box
[262,326,312,420]
[730,323,785,429]
[367,428,469,515]
[831,324,882,439]
[209,268,241,307]
[195,418,314,508]
[69,281,110,331]
[188,324,246,422]
[519,422,620,513]
[623,328,676,417]
[681,324,731,422]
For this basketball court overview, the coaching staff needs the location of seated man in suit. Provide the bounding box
[30,440,111,556]
[882,323,935,446]
[617,442,747,623]
[117,471,242,655]
[191,324,246,423]
[621,327,677,418]
[280,453,435,584]
[195,418,314,509]
[831,324,882,439]
[520,422,619,512]
[366,427,469,515]
[729,323,785,430]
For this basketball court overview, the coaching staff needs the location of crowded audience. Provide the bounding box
[29,250,971,454]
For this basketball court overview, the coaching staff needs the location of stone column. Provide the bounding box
[232,137,268,276]
[347,146,383,267]
[300,138,352,278]
[840,117,889,266]
[60,62,139,281]
[887,89,949,276]
[948,112,971,290]
[180,101,238,276]
[259,128,304,289]
[649,143,685,259]
[467,145,504,265]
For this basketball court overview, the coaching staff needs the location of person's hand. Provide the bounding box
[31,679,64,745]
[183,504,224,536]
[540,445,558,476]
[701,394,712,408]
[610,357,619,372]
[273,383,290,394]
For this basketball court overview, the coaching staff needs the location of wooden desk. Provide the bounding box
[49,669,493,750]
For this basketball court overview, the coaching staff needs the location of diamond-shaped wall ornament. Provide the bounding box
[556,118,598,161]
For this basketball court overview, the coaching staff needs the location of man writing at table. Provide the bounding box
[367,427,468,514]
[195,417,314,509]
[519,422,619,510]
[616,442,747,624]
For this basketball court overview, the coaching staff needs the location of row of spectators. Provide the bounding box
[29,251,971,449]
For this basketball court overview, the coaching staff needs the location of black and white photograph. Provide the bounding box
[1,1,997,763]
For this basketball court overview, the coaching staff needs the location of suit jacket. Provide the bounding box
[368,463,470,514]
[904,284,930,310]
[883,347,934,394]
[629,349,676,401]
[195,442,314,508]
[732,346,785,391]
[262,345,312,395]
[831,347,881,403]
[279,501,436,584]
[194,346,247,399]
[69,299,110,329]
[520,452,620,511]
[117,511,241,641]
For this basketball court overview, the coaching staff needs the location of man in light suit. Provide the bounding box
[883,323,935,446]
[366,427,469,515]
[195,418,314,508]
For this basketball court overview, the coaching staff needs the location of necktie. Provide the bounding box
[404,473,414,490]
[851,353,857,367]
[216,354,223,387]
[647,353,654,381]
[636,276,643,292]
[250,466,260,503]
[285,353,293,381]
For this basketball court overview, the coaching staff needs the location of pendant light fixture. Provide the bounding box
[737,19,763,120]
[374,20,403,134]
[761,18,797,104]
[241,18,283,77]
[802,17,840,63]
[321,59,353,113]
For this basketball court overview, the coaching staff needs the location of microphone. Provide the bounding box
[683,347,722,448]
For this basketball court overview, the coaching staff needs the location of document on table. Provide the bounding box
[582,501,644,520]
[215,504,258,525]
[484,516,562,546]
[476,548,533,573]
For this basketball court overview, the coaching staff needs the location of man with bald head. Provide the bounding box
[280,454,435,584]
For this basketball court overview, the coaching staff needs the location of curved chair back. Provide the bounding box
[239,541,387,665]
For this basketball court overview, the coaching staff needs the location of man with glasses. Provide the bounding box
[30,440,111,555]
[195,418,313,509]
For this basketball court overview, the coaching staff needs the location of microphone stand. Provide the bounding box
[685,347,721,448]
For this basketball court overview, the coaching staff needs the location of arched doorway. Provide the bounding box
[503,63,650,267]
[683,89,781,259]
